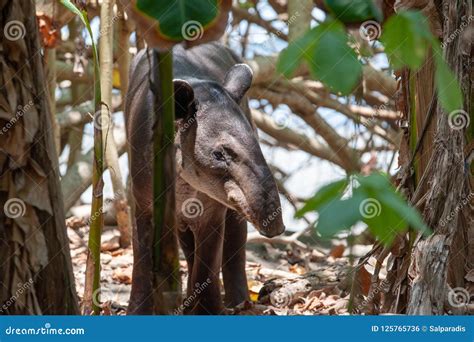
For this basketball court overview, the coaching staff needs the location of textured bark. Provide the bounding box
[0,0,78,314]
[406,0,473,315]
[362,0,473,315]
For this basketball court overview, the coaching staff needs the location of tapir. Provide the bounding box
[125,42,285,314]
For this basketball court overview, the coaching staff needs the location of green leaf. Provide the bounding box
[324,0,383,23]
[307,21,362,94]
[316,194,364,238]
[277,30,317,77]
[300,172,431,246]
[355,187,405,245]
[136,0,219,41]
[432,44,464,113]
[296,178,349,217]
[277,21,362,94]
[381,11,432,69]
[356,172,391,190]
[377,190,431,236]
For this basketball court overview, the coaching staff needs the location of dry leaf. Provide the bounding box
[329,245,345,258]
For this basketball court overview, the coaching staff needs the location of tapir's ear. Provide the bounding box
[223,64,253,103]
[174,79,197,120]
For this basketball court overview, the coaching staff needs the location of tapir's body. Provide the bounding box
[125,43,284,314]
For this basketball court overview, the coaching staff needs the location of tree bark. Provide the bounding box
[405,0,473,315]
[0,0,78,314]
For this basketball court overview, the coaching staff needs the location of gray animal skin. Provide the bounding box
[125,42,285,314]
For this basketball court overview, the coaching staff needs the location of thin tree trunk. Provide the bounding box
[99,0,131,248]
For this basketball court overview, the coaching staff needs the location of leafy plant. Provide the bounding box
[324,0,382,23]
[60,0,104,315]
[135,0,218,40]
[380,11,463,112]
[279,21,362,95]
[278,6,463,112]
[296,173,431,245]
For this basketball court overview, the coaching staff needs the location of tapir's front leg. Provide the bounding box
[188,206,226,314]
[222,210,249,307]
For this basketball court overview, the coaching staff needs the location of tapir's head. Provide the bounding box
[174,64,284,238]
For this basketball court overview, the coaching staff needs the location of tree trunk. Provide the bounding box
[0,0,78,314]
[386,0,473,315]
[405,0,472,315]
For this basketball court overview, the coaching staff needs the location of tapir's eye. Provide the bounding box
[212,151,226,162]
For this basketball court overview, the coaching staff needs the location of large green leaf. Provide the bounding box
[136,0,219,40]
[432,44,464,113]
[278,21,362,94]
[299,173,431,245]
[359,173,430,243]
[324,0,383,23]
[307,22,362,94]
[316,193,364,238]
[277,29,317,77]
[296,178,349,217]
[356,186,405,245]
[380,11,432,69]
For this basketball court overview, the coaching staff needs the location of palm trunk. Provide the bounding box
[0,0,78,314]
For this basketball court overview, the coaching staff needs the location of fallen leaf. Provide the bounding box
[329,244,345,258]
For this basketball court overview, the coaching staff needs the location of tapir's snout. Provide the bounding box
[252,180,285,238]
[259,217,285,238]
[224,160,285,238]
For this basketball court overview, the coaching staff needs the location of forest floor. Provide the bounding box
[67,215,374,315]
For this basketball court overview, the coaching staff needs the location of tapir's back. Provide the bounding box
[173,43,243,82]
[125,43,243,135]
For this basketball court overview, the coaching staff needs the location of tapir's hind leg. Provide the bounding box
[128,209,154,314]
[222,210,249,307]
